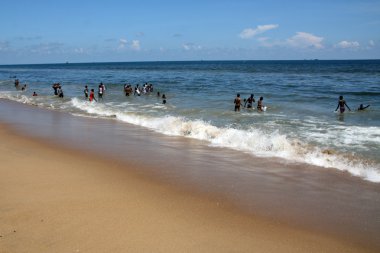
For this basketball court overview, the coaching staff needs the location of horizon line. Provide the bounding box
[1,58,380,66]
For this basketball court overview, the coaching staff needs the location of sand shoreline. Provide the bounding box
[0,122,376,252]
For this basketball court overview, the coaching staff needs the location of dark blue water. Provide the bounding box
[1,60,379,182]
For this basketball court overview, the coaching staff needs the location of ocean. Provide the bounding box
[1,60,379,182]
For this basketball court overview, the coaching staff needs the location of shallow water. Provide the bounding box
[0,60,380,183]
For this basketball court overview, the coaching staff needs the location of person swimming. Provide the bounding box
[358,104,370,111]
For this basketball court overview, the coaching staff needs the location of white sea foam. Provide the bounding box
[69,97,380,183]
[0,91,32,104]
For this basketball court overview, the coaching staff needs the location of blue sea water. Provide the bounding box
[1,60,380,182]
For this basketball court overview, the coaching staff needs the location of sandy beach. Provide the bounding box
[1,1,380,251]
[0,121,376,253]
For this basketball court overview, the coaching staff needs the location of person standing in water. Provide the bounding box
[244,94,255,108]
[335,95,351,113]
[101,82,106,95]
[84,85,89,99]
[234,94,241,112]
[98,84,104,101]
[57,86,64,98]
[89,89,97,102]
[14,79,19,89]
[52,83,60,95]
[257,96,264,111]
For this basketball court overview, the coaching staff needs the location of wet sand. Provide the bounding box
[0,99,379,252]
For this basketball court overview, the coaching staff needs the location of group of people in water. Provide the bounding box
[52,83,64,98]
[233,93,369,113]
[124,83,154,96]
[14,79,370,112]
[15,78,168,104]
[83,83,106,102]
[14,79,27,91]
[123,83,167,104]
[82,82,167,103]
[234,93,265,112]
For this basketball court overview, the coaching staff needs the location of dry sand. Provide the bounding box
[0,124,374,253]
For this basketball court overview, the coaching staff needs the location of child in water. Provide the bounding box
[335,96,351,113]
[234,94,241,111]
[89,89,97,102]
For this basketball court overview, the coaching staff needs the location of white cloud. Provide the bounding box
[183,44,191,51]
[335,40,360,49]
[118,39,141,51]
[239,24,279,39]
[74,48,86,54]
[369,40,375,47]
[286,32,324,49]
[131,40,141,51]
[182,43,202,51]
[118,38,128,49]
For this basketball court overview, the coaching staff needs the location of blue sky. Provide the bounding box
[0,0,379,64]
